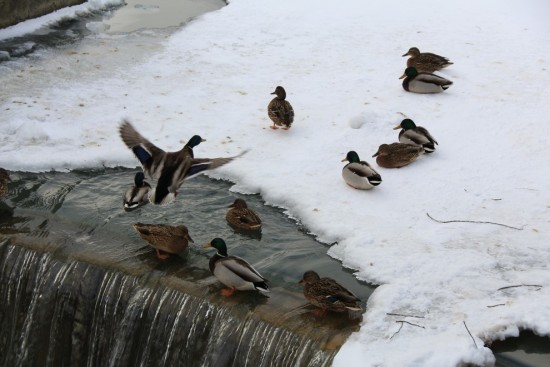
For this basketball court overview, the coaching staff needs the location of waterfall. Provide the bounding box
[0,240,337,367]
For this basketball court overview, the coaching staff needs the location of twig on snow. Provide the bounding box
[389,320,425,340]
[487,304,506,308]
[426,212,524,230]
[463,321,478,348]
[386,312,425,319]
[497,284,542,292]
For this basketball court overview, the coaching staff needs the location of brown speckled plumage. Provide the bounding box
[0,168,10,199]
[299,270,361,313]
[268,86,294,129]
[402,47,453,73]
[226,198,262,231]
[372,143,424,168]
[133,223,193,259]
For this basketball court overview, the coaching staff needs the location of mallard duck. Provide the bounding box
[183,135,206,159]
[202,238,269,296]
[372,143,424,168]
[119,120,243,205]
[341,151,382,190]
[123,172,151,211]
[226,198,262,231]
[400,67,452,94]
[298,270,361,315]
[133,222,193,260]
[268,86,294,130]
[393,118,438,153]
[402,47,453,73]
[0,168,10,199]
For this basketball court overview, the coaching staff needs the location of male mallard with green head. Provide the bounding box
[393,118,438,153]
[298,270,362,316]
[268,86,294,130]
[341,151,382,190]
[400,67,452,94]
[183,135,206,159]
[226,198,262,231]
[402,47,453,73]
[0,168,10,199]
[123,172,151,211]
[133,223,194,260]
[203,238,269,296]
[372,143,424,168]
[119,120,242,205]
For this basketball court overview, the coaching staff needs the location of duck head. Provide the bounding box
[270,86,287,100]
[399,67,418,79]
[342,151,361,163]
[298,270,321,285]
[202,237,228,256]
[393,118,417,130]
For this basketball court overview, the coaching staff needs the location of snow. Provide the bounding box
[1,0,550,366]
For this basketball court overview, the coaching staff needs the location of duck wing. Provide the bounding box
[219,256,268,283]
[119,120,167,179]
[239,209,262,225]
[416,73,453,87]
[416,126,438,145]
[150,151,247,205]
[318,278,360,302]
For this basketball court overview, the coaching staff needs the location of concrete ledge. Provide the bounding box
[0,0,86,29]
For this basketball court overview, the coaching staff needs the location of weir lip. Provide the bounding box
[0,169,372,366]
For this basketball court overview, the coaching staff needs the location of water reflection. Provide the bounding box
[0,168,374,324]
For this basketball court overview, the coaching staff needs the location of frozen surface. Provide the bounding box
[1,0,550,366]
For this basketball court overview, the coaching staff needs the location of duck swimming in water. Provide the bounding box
[203,238,269,296]
[123,172,151,211]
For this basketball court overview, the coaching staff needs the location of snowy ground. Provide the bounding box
[1,0,550,366]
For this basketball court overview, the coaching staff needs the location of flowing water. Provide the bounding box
[0,168,374,366]
[1,1,549,366]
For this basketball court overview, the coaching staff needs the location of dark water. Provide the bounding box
[0,7,116,60]
[492,331,550,367]
[0,168,375,366]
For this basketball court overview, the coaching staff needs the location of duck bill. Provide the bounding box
[372,152,380,158]
[201,138,206,142]
[202,242,212,249]
[187,234,194,243]
[341,158,349,162]
[399,73,406,79]
[298,279,304,285]
[393,124,402,130]
[401,52,410,57]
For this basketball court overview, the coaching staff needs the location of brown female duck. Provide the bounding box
[133,223,194,260]
[299,270,362,316]
[372,143,424,168]
[402,47,453,73]
[268,86,294,130]
[226,198,262,231]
